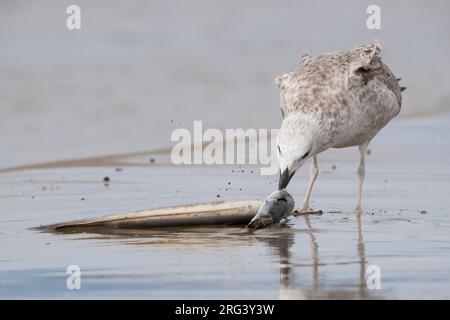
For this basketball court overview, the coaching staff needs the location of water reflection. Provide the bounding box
[46,214,373,299]
[256,215,371,299]
[356,214,368,299]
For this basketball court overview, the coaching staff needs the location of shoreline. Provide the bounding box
[1,112,449,299]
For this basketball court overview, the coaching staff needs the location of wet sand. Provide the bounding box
[1,113,450,299]
[2,1,450,169]
[1,0,450,299]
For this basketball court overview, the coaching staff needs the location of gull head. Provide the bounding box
[277,114,315,190]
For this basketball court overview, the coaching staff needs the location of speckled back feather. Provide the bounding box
[276,40,403,149]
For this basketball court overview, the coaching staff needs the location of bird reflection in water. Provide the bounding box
[50,212,373,299]
[257,214,370,299]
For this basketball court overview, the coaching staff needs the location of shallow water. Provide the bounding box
[1,1,450,299]
[1,114,450,299]
[1,0,450,168]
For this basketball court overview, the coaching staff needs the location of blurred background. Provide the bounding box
[1,0,449,168]
[1,1,450,300]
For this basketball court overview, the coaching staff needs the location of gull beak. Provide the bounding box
[278,168,295,190]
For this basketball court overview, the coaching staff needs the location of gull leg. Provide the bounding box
[355,142,369,216]
[293,156,322,216]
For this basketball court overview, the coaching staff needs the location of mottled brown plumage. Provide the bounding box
[276,41,404,214]
[277,41,402,148]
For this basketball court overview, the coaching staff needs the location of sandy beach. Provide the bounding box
[1,112,450,299]
[1,1,450,299]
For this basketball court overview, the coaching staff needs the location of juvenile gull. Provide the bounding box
[276,40,404,215]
